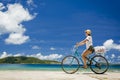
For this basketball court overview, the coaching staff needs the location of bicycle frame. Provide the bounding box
[72,47,98,66]
[72,48,84,65]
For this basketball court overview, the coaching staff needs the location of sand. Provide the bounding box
[0,71,120,80]
[86,72,120,80]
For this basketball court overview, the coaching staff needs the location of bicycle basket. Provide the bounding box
[94,46,106,54]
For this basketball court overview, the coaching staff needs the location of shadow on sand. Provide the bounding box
[82,72,108,75]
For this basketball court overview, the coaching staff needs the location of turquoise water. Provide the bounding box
[0,64,61,71]
[0,64,120,72]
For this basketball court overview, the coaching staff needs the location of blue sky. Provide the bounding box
[0,0,120,62]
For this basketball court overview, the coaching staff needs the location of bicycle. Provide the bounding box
[61,46,109,74]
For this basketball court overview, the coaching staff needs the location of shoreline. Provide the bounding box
[0,70,120,80]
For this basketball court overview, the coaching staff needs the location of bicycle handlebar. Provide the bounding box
[72,45,78,52]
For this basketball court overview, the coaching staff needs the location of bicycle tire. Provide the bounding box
[90,55,109,74]
[61,55,80,74]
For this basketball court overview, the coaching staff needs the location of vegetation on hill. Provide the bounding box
[0,56,60,64]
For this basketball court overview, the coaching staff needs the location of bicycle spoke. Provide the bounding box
[90,55,109,74]
[61,55,80,74]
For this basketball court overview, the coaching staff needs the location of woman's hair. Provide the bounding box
[88,34,91,36]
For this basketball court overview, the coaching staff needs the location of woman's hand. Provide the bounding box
[76,42,79,47]
[76,41,85,47]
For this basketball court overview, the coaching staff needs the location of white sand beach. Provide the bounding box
[0,71,120,80]
[87,72,120,80]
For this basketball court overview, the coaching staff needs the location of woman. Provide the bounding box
[76,29,94,69]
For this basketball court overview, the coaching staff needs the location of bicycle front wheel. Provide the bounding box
[90,55,109,74]
[61,55,80,74]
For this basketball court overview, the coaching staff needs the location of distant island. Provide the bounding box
[0,56,60,64]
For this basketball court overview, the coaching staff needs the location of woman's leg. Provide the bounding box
[82,50,92,68]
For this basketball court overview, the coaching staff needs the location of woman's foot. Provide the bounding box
[81,66,87,69]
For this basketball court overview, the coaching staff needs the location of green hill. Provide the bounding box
[0,56,60,64]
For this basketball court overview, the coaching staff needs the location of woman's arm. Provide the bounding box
[76,39,88,47]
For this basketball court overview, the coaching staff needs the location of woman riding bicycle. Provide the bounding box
[62,30,109,74]
[76,29,94,69]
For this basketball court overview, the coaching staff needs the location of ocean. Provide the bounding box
[0,64,120,72]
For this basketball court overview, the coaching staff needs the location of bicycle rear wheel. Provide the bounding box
[90,55,109,74]
[61,55,80,74]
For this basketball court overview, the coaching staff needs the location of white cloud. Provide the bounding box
[27,0,33,5]
[0,51,63,60]
[13,53,22,57]
[28,53,63,60]
[0,3,5,10]
[105,55,109,59]
[118,56,120,59]
[50,47,56,51]
[119,40,120,43]
[103,39,120,51]
[0,51,8,58]
[0,52,23,58]
[0,3,35,45]
[95,39,120,52]
[0,51,12,58]
[26,0,36,7]
[32,45,41,49]
[111,54,115,59]
[5,33,29,45]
